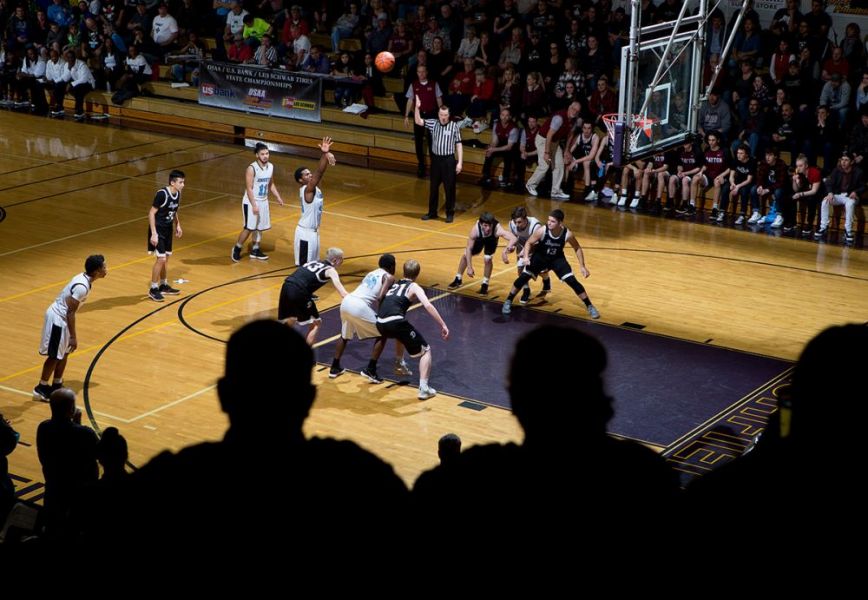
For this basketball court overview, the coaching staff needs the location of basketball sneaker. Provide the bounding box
[394,359,413,376]
[360,368,383,384]
[418,386,437,400]
[33,384,52,402]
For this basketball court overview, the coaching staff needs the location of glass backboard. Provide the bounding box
[617,31,701,163]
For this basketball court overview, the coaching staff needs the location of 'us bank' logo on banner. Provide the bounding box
[201,84,234,98]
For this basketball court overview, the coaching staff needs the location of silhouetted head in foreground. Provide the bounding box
[508,325,612,443]
[788,324,868,451]
[218,320,315,438]
[438,433,462,466]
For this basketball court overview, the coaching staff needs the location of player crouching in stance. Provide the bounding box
[147,170,185,302]
[278,247,348,346]
[447,211,517,294]
[508,206,551,303]
[366,259,449,400]
[501,209,599,319]
[329,253,411,380]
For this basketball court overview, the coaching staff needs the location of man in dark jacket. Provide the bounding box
[816,150,865,244]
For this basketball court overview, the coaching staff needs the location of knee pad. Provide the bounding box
[483,254,493,262]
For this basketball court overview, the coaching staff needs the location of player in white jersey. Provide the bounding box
[508,206,551,304]
[34,255,107,401]
[232,142,284,262]
[293,137,336,266]
[328,253,411,379]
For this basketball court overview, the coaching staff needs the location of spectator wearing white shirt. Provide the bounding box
[44,47,66,115]
[151,2,179,53]
[16,46,48,114]
[60,49,96,119]
[223,0,248,45]
[290,24,310,69]
[120,44,151,84]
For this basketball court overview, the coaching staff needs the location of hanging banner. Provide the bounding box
[198,61,322,123]
[722,0,868,40]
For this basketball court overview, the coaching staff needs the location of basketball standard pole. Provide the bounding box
[689,0,707,138]
[617,0,643,166]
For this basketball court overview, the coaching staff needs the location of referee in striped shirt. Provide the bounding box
[415,100,463,223]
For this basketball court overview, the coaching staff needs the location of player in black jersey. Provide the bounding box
[363,259,449,400]
[278,247,348,345]
[501,209,600,319]
[147,170,185,302]
[446,212,517,294]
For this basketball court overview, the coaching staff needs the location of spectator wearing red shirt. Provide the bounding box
[467,67,495,120]
[443,57,476,116]
[227,33,253,63]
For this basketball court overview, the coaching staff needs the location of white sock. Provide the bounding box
[482,277,489,284]
[420,378,429,389]
[161,279,167,286]
[455,274,462,280]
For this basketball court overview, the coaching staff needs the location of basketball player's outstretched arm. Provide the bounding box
[567,232,590,278]
[410,283,449,340]
[306,137,335,196]
[497,224,518,263]
[326,267,349,298]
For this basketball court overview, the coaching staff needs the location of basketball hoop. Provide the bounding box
[602,113,658,155]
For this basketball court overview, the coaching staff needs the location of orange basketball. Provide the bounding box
[375,51,395,73]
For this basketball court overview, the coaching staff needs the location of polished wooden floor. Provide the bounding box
[1,110,866,489]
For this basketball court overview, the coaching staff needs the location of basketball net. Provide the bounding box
[602,113,657,155]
